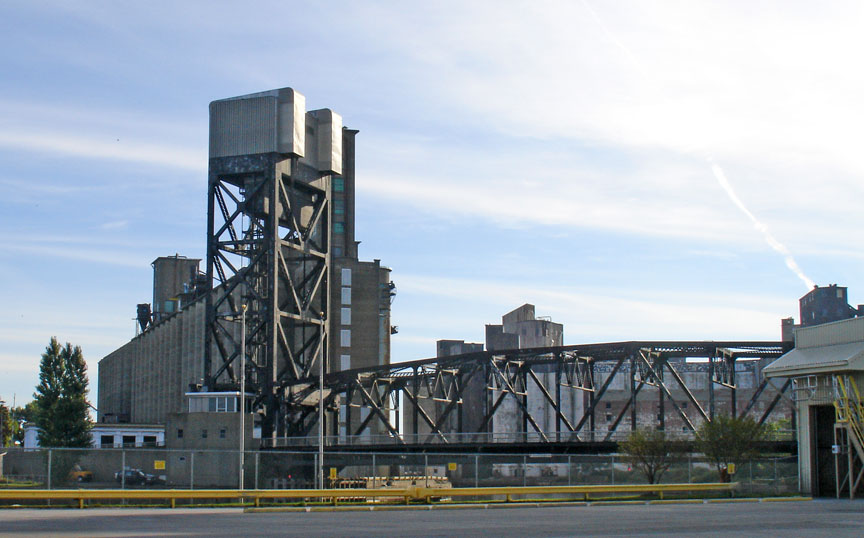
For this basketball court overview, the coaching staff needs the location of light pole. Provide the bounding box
[318,333,324,490]
[239,304,246,490]
[0,399,6,448]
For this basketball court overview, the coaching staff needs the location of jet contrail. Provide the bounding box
[710,161,815,290]
[579,0,643,75]
[579,1,816,291]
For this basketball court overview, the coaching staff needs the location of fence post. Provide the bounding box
[688,453,692,483]
[255,452,260,490]
[474,454,479,488]
[47,449,52,490]
[749,460,753,494]
[611,455,615,485]
[121,450,126,490]
[568,455,571,486]
[522,455,527,487]
[773,458,777,494]
[424,454,429,488]
[190,451,194,490]
[372,453,377,489]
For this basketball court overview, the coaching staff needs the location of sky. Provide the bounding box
[1,1,863,408]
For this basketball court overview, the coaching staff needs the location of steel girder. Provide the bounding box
[205,155,331,439]
[275,341,792,446]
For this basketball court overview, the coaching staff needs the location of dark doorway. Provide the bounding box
[811,405,837,496]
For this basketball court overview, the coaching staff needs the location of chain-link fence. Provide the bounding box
[1,447,798,498]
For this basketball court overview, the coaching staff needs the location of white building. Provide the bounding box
[764,315,864,498]
[23,423,165,449]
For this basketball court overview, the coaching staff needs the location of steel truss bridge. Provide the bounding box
[270,341,796,453]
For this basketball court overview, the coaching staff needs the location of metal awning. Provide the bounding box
[763,341,864,377]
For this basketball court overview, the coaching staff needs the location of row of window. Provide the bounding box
[176,428,228,439]
[188,396,238,413]
[340,267,352,349]
[99,435,158,448]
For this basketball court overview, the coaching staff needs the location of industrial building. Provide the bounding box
[88,86,857,498]
[427,304,793,441]
[765,284,864,498]
[98,88,394,450]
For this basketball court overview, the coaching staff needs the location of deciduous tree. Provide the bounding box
[619,428,681,484]
[696,414,766,482]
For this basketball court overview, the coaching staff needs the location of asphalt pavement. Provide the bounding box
[0,498,861,537]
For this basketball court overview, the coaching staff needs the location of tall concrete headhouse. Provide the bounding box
[98,88,394,449]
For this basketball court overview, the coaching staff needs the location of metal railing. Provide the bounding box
[264,429,797,448]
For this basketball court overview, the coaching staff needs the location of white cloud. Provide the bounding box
[0,131,204,171]
[345,1,864,252]
[395,273,787,343]
[4,243,153,268]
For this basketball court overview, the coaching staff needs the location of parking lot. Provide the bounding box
[0,498,861,537]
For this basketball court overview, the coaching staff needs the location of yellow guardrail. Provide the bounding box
[411,482,737,503]
[0,482,737,509]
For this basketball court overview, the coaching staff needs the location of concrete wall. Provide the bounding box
[329,259,391,372]
[164,412,255,488]
[98,299,211,424]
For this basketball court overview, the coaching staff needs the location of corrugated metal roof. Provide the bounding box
[763,341,864,377]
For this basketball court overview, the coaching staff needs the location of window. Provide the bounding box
[341,287,351,305]
[101,435,114,448]
[177,429,184,439]
[219,428,227,439]
[341,307,351,325]
[143,435,157,446]
[122,435,136,447]
[606,414,612,422]
[334,199,345,215]
[340,354,351,371]
[333,176,344,192]
[340,329,351,347]
[202,429,208,439]
[208,398,217,412]
[605,402,611,409]
[333,246,343,257]
[341,268,352,286]
[334,222,344,234]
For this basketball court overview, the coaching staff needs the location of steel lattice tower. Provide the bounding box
[204,88,342,439]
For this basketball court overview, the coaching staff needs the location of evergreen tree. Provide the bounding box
[0,401,12,447]
[33,337,92,447]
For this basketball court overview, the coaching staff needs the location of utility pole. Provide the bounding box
[239,304,247,490]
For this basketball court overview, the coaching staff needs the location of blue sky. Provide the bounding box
[2,1,863,407]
